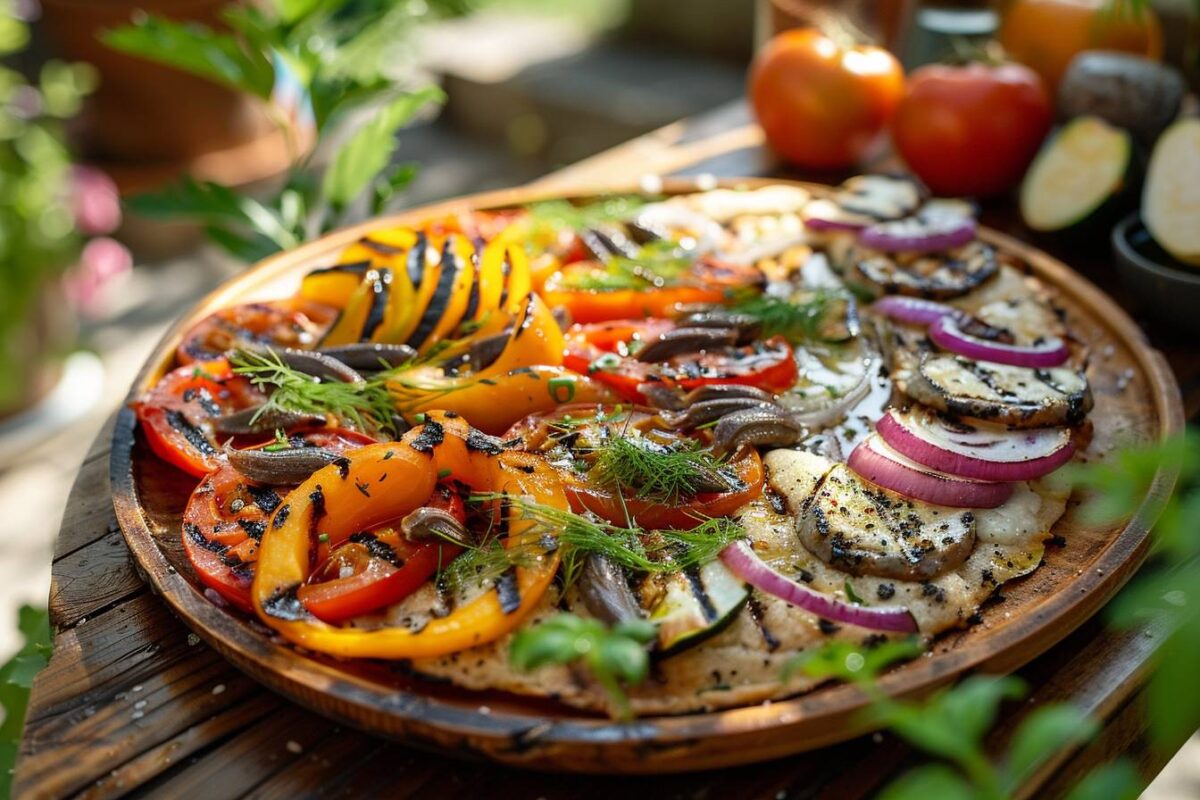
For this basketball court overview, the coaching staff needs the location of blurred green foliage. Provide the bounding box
[0,605,52,799]
[104,0,446,261]
[0,2,94,409]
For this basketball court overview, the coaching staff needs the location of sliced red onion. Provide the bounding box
[871,296,958,327]
[930,315,1069,368]
[859,205,977,253]
[848,435,1013,508]
[877,408,1075,481]
[720,541,918,633]
[801,199,874,232]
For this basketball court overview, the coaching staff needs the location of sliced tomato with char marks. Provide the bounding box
[182,429,375,612]
[134,360,264,477]
[563,319,798,403]
[176,298,338,364]
[505,405,764,530]
[296,483,466,623]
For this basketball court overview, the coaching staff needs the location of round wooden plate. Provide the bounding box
[111,178,1184,773]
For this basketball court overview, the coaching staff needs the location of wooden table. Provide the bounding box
[16,101,1200,799]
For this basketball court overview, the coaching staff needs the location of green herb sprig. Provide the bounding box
[231,348,400,437]
[509,613,656,720]
[729,289,841,343]
[525,195,647,234]
[450,495,745,593]
[589,436,730,505]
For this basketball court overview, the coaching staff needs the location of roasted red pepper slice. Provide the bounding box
[182,429,375,611]
[563,319,799,403]
[296,484,466,623]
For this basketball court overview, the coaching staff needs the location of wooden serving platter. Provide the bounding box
[110,178,1184,773]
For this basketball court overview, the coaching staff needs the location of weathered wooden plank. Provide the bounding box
[131,705,338,799]
[76,695,280,800]
[54,457,121,564]
[50,530,144,630]
[242,728,391,800]
[17,587,281,798]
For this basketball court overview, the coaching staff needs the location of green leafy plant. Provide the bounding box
[509,613,656,720]
[0,606,53,798]
[1068,430,1200,751]
[103,0,447,261]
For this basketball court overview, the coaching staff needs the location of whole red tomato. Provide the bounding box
[891,62,1052,197]
[749,29,905,170]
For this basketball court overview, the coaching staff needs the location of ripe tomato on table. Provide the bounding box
[749,28,905,170]
[891,62,1052,198]
[1000,0,1163,91]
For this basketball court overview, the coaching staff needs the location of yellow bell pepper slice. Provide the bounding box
[252,412,566,660]
[419,236,476,354]
[474,238,509,321]
[338,227,418,267]
[319,267,390,346]
[300,263,369,309]
[503,244,532,314]
[387,293,615,433]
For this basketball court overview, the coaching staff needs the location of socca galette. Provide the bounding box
[135,175,1091,715]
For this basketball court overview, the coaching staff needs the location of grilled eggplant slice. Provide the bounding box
[834,175,924,221]
[846,240,999,300]
[906,353,1093,428]
[643,560,749,655]
[800,463,976,581]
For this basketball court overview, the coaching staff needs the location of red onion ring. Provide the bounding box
[719,541,918,634]
[848,435,1014,508]
[859,213,976,253]
[871,296,958,327]
[876,409,1075,482]
[929,315,1069,368]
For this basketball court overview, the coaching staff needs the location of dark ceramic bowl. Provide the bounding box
[1112,213,1200,336]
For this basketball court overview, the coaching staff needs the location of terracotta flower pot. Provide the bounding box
[39,0,276,163]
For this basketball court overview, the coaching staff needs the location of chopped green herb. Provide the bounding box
[588,353,622,374]
[547,376,576,403]
[318,533,330,544]
[844,581,864,605]
[437,468,452,479]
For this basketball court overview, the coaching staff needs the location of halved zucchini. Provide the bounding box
[645,560,748,655]
[1020,116,1132,233]
[1143,118,1200,266]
